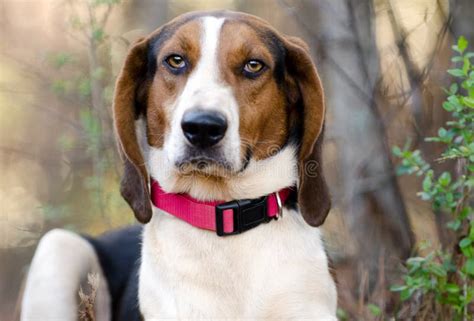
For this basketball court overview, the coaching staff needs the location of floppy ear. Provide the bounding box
[113,37,152,223]
[284,36,331,227]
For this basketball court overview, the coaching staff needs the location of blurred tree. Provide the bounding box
[1,0,170,234]
[47,0,168,231]
[274,0,415,308]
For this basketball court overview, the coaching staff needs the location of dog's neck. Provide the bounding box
[146,144,298,202]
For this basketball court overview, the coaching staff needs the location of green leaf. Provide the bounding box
[336,308,348,321]
[367,303,382,316]
[448,69,465,77]
[429,264,447,277]
[447,219,461,231]
[419,191,432,201]
[446,192,454,203]
[459,238,472,248]
[463,97,474,108]
[392,146,402,156]
[390,284,407,292]
[51,79,73,95]
[446,283,460,293]
[92,28,105,42]
[465,258,474,275]
[400,288,412,301]
[463,57,471,75]
[49,52,73,69]
[438,127,447,137]
[422,175,433,191]
[443,101,455,111]
[449,83,458,94]
[438,172,451,187]
[457,36,468,53]
[78,79,91,97]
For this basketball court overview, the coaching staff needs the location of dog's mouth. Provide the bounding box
[175,157,232,177]
[175,147,252,178]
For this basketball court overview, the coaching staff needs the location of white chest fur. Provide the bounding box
[139,207,337,320]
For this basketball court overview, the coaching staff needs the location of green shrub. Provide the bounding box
[391,36,474,320]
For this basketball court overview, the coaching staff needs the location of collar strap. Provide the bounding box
[150,179,292,236]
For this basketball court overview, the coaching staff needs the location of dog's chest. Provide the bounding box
[138,208,337,320]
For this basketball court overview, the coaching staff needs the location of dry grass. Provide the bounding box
[78,273,100,321]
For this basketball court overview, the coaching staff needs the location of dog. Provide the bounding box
[21,10,337,321]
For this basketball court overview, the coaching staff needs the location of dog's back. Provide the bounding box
[21,226,142,321]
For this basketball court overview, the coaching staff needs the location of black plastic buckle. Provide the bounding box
[215,196,272,236]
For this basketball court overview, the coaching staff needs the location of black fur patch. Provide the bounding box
[85,225,142,321]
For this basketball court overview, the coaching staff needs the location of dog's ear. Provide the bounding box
[284,36,331,227]
[113,37,152,223]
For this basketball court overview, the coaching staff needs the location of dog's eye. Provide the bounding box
[164,54,186,71]
[243,60,265,77]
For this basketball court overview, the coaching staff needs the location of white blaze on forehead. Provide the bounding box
[198,17,225,81]
[178,16,227,108]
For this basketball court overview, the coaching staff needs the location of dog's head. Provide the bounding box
[114,10,330,226]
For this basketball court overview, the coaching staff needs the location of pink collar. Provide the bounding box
[150,179,293,236]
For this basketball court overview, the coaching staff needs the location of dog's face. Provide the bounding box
[114,11,330,227]
[147,15,292,173]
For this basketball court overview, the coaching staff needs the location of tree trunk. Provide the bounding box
[279,0,415,303]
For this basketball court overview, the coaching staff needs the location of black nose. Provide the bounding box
[181,110,228,148]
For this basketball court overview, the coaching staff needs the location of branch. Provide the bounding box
[99,4,113,29]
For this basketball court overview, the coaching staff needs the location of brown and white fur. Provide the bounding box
[21,10,336,321]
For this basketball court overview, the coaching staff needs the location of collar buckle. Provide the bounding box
[215,196,271,237]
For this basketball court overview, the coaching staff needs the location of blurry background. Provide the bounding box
[0,0,472,320]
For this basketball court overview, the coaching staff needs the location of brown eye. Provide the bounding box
[243,60,265,76]
[165,54,186,70]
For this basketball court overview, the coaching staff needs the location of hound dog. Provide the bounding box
[21,10,337,321]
